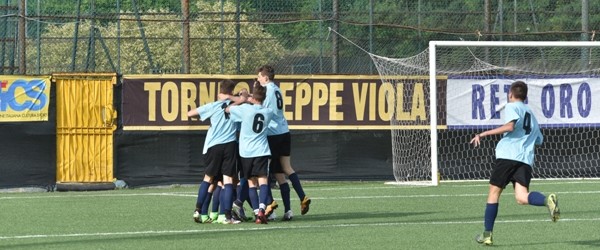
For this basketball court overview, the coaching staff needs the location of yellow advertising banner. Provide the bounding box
[0,75,51,122]
[122,74,447,130]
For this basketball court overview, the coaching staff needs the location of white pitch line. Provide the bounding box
[1,179,599,197]
[2,190,600,201]
[0,217,598,241]
[303,180,600,191]
[2,180,599,196]
[0,193,192,200]
[304,190,600,200]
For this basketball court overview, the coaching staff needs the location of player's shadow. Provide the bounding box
[570,239,600,248]
[495,239,600,248]
[296,211,436,223]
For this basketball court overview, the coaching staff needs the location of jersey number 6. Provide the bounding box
[253,114,265,133]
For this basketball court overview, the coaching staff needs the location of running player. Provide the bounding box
[470,81,559,245]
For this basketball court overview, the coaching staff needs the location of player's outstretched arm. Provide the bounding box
[218,89,249,105]
[187,108,199,118]
[470,121,515,147]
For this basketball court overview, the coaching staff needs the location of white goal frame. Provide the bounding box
[428,40,600,186]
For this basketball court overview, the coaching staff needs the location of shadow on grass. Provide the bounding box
[571,239,600,247]
[291,210,436,223]
[493,239,600,248]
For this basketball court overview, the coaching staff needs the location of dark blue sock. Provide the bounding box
[249,187,259,210]
[196,181,210,210]
[484,203,499,232]
[219,186,226,214]
[528,191,546,206]
[212,186,222,213]
[280,183,291,212]
[232,191,237,204]
[201,192,212,214]
[223,184,234,212]
[289,173,306,200]
[259,184,269,208]
[265,176,274,204]
[236,178,248,205]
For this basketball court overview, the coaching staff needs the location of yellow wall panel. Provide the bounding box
[54,73,116,183]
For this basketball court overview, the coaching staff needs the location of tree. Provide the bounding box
[26,0,287,74]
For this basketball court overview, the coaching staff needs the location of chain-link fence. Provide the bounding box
[1,0,598,75]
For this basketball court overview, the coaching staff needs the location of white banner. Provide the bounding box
[446,77,598,128]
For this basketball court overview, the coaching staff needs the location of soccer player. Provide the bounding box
[188,79,247,225]
[256,65,311,221]
[470,81,559,246]
[226,83,273,224]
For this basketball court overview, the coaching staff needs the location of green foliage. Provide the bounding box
[25,0,287,74]
[29,0,183,15]
[17,0,600,74]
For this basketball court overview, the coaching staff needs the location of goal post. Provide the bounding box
[376,40,600,186]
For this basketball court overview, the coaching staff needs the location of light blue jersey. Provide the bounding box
[228,103,273,158]
[263,81,289,135]
[495,101,543,166]
[196,100,238,154]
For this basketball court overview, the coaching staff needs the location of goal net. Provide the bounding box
[372,41,600,185]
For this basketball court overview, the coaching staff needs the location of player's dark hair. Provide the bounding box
[257,65,275,80]
[219,79,235,94]
[510,81,528,101]
[252,84,267,103]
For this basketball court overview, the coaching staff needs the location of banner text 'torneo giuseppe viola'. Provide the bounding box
[121,74,444,130]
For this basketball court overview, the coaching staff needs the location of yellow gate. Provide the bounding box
[54,73,117,183]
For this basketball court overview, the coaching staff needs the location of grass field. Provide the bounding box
[1,180,599,249]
